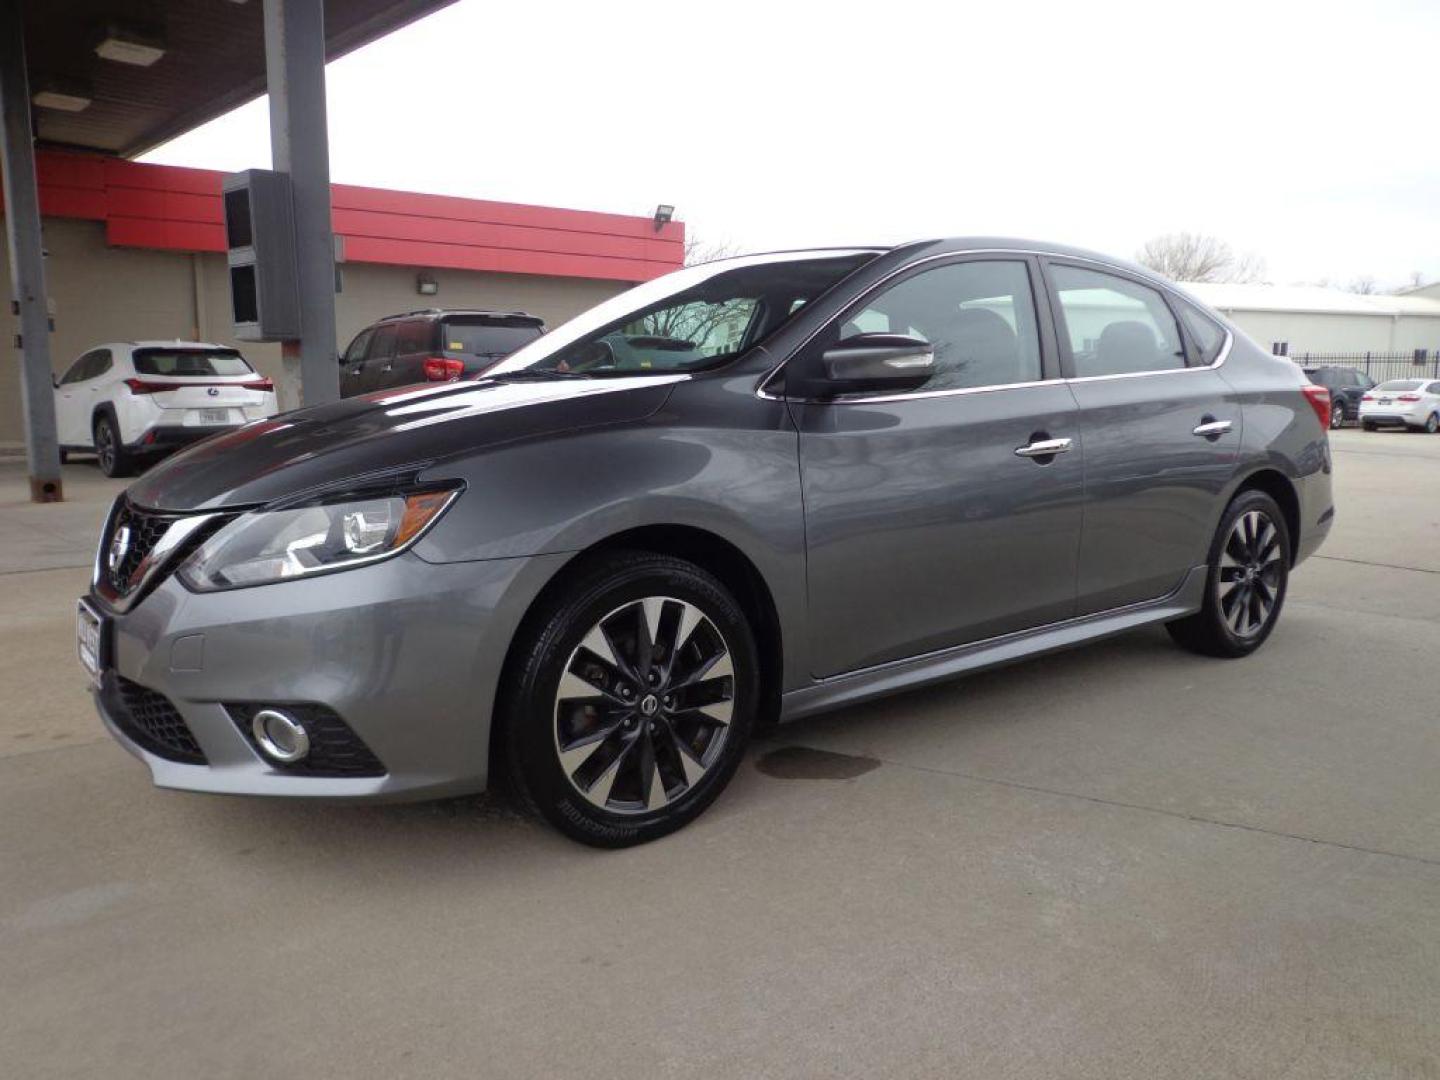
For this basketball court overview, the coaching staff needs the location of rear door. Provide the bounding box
[361,324,398,392]
[791,255,1085,677]
[1044,261,1242,614]
[339,328,374,396]
[387,319,435,387]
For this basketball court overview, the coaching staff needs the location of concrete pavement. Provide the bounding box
[2,430,1438,1079]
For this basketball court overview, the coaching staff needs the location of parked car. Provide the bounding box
[1359,379,1440,432]
[53,341,276,477]
[1302,365,1374,428]
[78,240,1334,847]
[339,308,545,396]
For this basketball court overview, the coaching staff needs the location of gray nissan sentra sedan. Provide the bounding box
[77,239,1335,846]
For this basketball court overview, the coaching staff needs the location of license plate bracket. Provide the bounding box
[76,599,110,684]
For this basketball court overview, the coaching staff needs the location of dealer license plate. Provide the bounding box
[76,599,106,684]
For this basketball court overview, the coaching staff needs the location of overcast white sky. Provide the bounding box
[142,0,1440,289]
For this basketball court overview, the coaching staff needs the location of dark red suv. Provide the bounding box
[339,308,545,396]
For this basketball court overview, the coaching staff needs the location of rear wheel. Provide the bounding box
[1167,489,1290,659]
[1329,402,1345,429]
[93,415,133,478]
[501,551,758,847]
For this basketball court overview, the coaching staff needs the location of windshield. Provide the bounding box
[440,318,543,359]
[488,251,879,377]
[1376,380,1423,392]
[133,349,253,377]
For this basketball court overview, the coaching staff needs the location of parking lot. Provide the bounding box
[2,428,1437,1079]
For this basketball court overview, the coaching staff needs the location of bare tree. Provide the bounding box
[684,235,739,267]
[1403,270,1429,290]
[1346,276,1378,295]
[1136,232,1267,284]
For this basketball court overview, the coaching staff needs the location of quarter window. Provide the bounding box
[1051,265,1185,377]
[1176,301,1226,366]
[833,260,1043,391]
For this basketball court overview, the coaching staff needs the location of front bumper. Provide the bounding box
[89,548,571,801]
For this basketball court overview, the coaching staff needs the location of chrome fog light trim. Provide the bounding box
[252,709,310,763]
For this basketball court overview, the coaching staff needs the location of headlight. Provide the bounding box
[178,487,459,591]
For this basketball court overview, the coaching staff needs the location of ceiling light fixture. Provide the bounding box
[95,23,167,67]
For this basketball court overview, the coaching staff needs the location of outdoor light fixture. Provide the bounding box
[416,273,438,296]
[94,23,167,67]
[653,204,675,231]
[33,77,92,112]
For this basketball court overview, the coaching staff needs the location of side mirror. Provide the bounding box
[821,333,935,390]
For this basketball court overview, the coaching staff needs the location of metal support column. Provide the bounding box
[263,0,338,409]
[0,0,62,501]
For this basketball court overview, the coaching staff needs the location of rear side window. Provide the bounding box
[1176,302,1226,366]
[395,320,433,355]
[440,317,544,360]
[1429,382,1440,395]
[133,349,251,377]
[1051,265,1185,377]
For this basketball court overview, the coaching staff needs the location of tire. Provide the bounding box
[92,414,133,478]
[1362,421,1377,432]
[1427,413,1440,435]
[500,551,759,847]
[58,448,69,465]
[1167,489,1290,659]
[1330,402,1345,429]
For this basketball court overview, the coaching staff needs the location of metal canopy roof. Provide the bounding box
[21,0,456,157]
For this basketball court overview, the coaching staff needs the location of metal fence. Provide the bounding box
[1278,350,1440,382]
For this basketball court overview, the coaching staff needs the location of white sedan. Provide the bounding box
[54,341,278,476]
[1359,378,1440,433]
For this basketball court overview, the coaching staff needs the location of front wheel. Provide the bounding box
[500,551,759,847]
[1167,489,1290,659]
[1426,413,1440,434]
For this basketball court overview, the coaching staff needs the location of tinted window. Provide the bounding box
[1429,383,1440,395]
[832,259,1042,391]
[1177,301,1226,366]
[86,349,113,380]
[133,349,250,377]
[1376,380,1422,392]
[368,325,397,360]
[344,329,374,363]
[440,318,543,360]
[1051,265,1185,377]
[60,352,95,385]
[395,320,433,355]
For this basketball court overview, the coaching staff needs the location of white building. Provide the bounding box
[1179,282,1440,359]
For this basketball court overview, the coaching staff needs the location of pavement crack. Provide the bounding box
[823,751,1440,869]
[1311,554,1440,576]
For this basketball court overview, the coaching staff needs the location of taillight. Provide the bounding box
[241,378,274,392]
[1398,393,1422,402]
[1361,393,1374,401]
[123,378,168,395]
[422,357,464,382]
[1300,385,1332,431]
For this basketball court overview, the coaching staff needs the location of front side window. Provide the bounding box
[489,252,878,378]
[368,325,397,361]
[1051,265,1185,377]
[61,351,99,385]
[829,259,1043,391]
[344,329,374,364]
[132,349,249,377]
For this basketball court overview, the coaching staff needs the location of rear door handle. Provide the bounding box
[1014,437,1073,459]
[1192,419,1233,437]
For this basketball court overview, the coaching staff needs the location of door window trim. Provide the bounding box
[768,252,1060,403]
[759,247,1232,402]
[1039,256,1233,382]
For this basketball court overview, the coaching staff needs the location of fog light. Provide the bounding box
[252,709,310,763]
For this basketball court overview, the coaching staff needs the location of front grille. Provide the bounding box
[228,704,387,777]
[103,498,179,597]
[102,674,207,764]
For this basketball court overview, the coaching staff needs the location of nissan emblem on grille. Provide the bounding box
[108,525,132,576]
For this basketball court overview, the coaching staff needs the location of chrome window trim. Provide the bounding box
[755,246,1234,405]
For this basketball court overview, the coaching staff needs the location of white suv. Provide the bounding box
[54,341,278,476]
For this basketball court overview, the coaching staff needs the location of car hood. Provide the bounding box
[125,375,683,512]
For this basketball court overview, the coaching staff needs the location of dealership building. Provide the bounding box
[0,150,683,446]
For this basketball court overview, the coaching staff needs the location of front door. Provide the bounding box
[360,324,398,392]
[339,328,374,397]
[789,256,1085,678]
[1044,260,1242,614]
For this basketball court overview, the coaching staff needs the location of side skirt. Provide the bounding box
[778,565,1208,723]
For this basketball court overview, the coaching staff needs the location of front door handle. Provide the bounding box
[1014,437,1073,459]
[1192,419,1233,438]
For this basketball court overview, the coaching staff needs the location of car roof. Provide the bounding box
[125,340,238,350]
